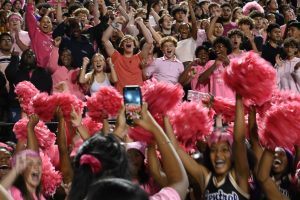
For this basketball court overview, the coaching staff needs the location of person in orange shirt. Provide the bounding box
[102,16,153,92]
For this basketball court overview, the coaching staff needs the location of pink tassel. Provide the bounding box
[243,1,264,16]
[32,93,55,121]
[142,79,184,115]
[13,118,56,151]
[82,116,103,136]
[224,52,276,106]
[86,87,123,122]
[40,151,62,196]
[259,102,300,150]
[170,102,213,151]
[15,81,40,115]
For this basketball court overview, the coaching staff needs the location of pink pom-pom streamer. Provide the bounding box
[32,93,56,121]
[170,102,213,151]
[15,81,40,115]
[243,1,264,16]
[82,116,103,136]
[224,52,276,106]
[259,102,300,150]
[142,79,184,115]
[49,93,85,121]
[40,151,62,196]
[70,138,84,157]
[13,118,56,151]
[86,87,123,122]
[128,114,163,144]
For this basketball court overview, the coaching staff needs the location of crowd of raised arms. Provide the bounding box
[0,0,300,199]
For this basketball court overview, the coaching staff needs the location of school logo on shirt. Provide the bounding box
[205,189,239,200]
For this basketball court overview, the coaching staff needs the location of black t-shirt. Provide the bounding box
[261,42,285,66]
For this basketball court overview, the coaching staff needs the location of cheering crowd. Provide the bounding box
[0,0,300,199]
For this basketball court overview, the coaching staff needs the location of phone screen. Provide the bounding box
[123,86,142,125]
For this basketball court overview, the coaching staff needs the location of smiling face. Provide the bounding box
[8,16,22,31]
[161,15,172,30]
[161,41,176,59]
[39,16,52,34]
[210,141,232,176]
[121,37,135,54]
[0,148,11,179]
[214,23,224,37]
[178,23,191,39]
[196,49,209,65]
[221,6,232,22]
[92,54,106,72]
[23,156,42,190]
[272,147,288,175]
[60,49,72,67]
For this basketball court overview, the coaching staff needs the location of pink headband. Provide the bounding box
[8,13,23,22]
[206,129,233,147]
[80,154,102,174]
[11,149,40,167]
[0,142,13,152]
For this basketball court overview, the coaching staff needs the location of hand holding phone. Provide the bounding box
[123,85,142,126]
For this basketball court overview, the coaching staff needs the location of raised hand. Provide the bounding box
[82,57,90,67]
[70,106,82,127]
[54,36,62,47]
[27,114,39,129]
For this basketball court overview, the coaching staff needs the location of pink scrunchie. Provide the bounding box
[80,154,102,174]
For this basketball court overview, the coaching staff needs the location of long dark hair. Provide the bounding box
[14,175,42,200]
[68,134,131,200]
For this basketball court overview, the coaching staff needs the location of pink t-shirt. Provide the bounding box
[204,60,235,100]
[150,187,180,200]
[145,56,184,84]
[9,186,46,200]
[191,65,209,92]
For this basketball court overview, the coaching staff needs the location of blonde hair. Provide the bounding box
[73,7,90,16]
[119,35,139,48]
[160,36,178,48]
[89,53,106,86]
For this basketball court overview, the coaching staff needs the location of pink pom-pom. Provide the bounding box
[13,118,56,151]
[142,79,184,115]
[87,87,123,122]
[257,90,300,118]
[259,102,300,150]
[170,102,213,151]
[211,97,236,122]
[243,1,264,16]
[128,114,163,144]
[82,116,103,136]
[49,93,85,121]
[40,151,62,196]
[32,93,55,121]
[44,145,60,168]
[224,52,276,106]
[15,81,40,115]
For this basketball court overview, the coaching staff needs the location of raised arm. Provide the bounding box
[248,106,263,175]
[106,57,118,83]
[147,144,168,187]
[257,149,289,200]
[55,107,73,185]
[188,0,198,40]
[115,1,130,27]
[207,16,218,43]
[134,105,188,200]
[145,22,162,46]
[47,37,62,74]
[70,107,90,140]
[27,114,40,152]
[79,57,91,84]
[102,17,123,56]
[178,60,198,86]
[56,0,63,24]
[135,17,153,60]
[25,0,38,39]
[233,94,250,193]
[163,115,208,193]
